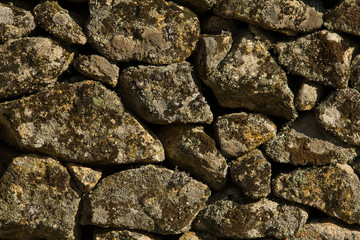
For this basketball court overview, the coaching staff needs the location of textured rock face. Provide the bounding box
[350,54,360,91]
[172,0,217,13]
[81,165,211,234]
[93,229,161,240]
[66,163,102,193]
[86,0,200,65]
[179,231,221,240]
[295,82,323,111]
[0,155,81,240]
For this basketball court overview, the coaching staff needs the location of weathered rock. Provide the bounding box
[201,16,238,35]
[66,163,102,193]
[248,25,277,50]
[86,0,200,65]
[275,30,354,89]
[0,37,74,101]
[214,112,277,158]
[295,81,323,111]
[273,164,360,224]
[0,155,81,240]
[179,231,222,240]
[213,0,323,36]
[0,81,165,165]
[316,88,360,146]
[33,0,87,45]
[172,0,217,13]
[73,54,119,87]
[118,62,213,124]
[0,3,35,42]
[158,124,227,191]
[350,54,360,91]
[81,164,210,234]
[230,149,271,199]
[264,113,357,166]
[93,229,161,240]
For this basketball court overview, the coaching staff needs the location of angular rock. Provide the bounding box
[33,0,87,45]
[230,149,271,199]
[0,155,81,240]
[201,16,238,35]
[172,0,217,13]
[86,0,200,65]
[0,3,36,42]
[264,113,357,166]
[93,229,160,240]
[316,88,360,146]
[179,231,222,240]
[275,30,354,89]
[214,112,277,158]
[0,37,74,101]
[213,0,323,36]
[350,54,360,91]
[118,62,213,124]
[73,54,119,87]
[158,124,227,191]
[66,163,102,193]
[81,165,211,234]
[295,81,323,111]
[273,164,360,224]
[0,81,165,165]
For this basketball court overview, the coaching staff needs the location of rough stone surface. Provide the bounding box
[158,124,227,191]
[118,62,213,125]
[273,164,360,224]
[295,82,323,111]
[81,164,211,234]
[350,54,360,91]
[73,54,119,87]
[0,81,165,165]
[214,112,277,158]
[201,16,238,35]
[93,229,161,240]
[316,88,360,146]
[172,0,217,13]
[213,0,323,36]
[179,231,222,240]
[66,163,102,193]
[86,0,200,65]
[275,30,354,89]
[0,37,74,101]
[0,155,81,240]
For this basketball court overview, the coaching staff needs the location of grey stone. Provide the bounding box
[66,163,102,193]
[172,0,217,13]
[295,81,323,111]
[93,229,161,240]
[350,54,360,91]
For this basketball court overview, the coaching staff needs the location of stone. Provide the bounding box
[86,0,200,65]
[158,124,227,191]
[33,0,87,45]
[179,231,222,240]
[118,62,213,125]
[295,81,323,111]
[273,163,360,224]
[316,88,360,146]
[93,229,161,240]
[230,149,271,199]
[201,16,238,35]
[350,54,360,91]
[73,54,119,87]
[81,164,210,234]
[213,0,323,36]
[264,113,357,166]
[0,37,74,101]
[275,30,354,89]
[172,0,217,13]
[248,25,277,50]
[214,112,277,158]
[0,3,35,43]
[66,163,102,193]
[0,155,81,240]
[0,81,165,165]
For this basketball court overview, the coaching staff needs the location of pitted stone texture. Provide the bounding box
[86,0,200,65]
[0,37,74,101]
[0,155,81,240]
[273,164,360,224]
[158,124,227,191]
[81,165,210,234]
[350,54,360,91]
[275,30,354,89]
[213,0,323,36]
[201,16,238,35]
[295,82,323,111]
[264,113,357,166]
[118,62,213,125]
[316,88,360,146]
[0,81,165,165]
[66,163,102,193]
[214,112,277,158]
[179,231,222,240]
[93,229,161,240]
[0,3,35,42]
[73,54,119,87]
[33,0,87,45]
[172,0,217,13]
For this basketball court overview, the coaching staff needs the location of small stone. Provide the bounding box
[0,37,74,101]
[273,164,360,224]
[172,0,217,13]
[213,0,323,36]
[93,229,161,240]
[214,112,277,158]
[316,88,360,146]
[179,231,221,240]
[0,155,81,240]
[275,30,354,89]
[0,81,165,165]
[350,54,360,91]
[66,163,102,193]
[73,54,119,87]
[295,81,323,111]
[158,124,227,191]
[230,149,271,199]
[34,0,87,45]
[118,62,213,124]
[201,16,238,35]
[86,0,200,65]
[81,164,210,234]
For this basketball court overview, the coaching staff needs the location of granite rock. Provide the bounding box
[350,54,360,91]
[93,229,161,240]
[66,163,102,193]
[172,0,217,13]
[295,81,323,111]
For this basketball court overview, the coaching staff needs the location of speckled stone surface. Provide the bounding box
[93,229,161,240]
